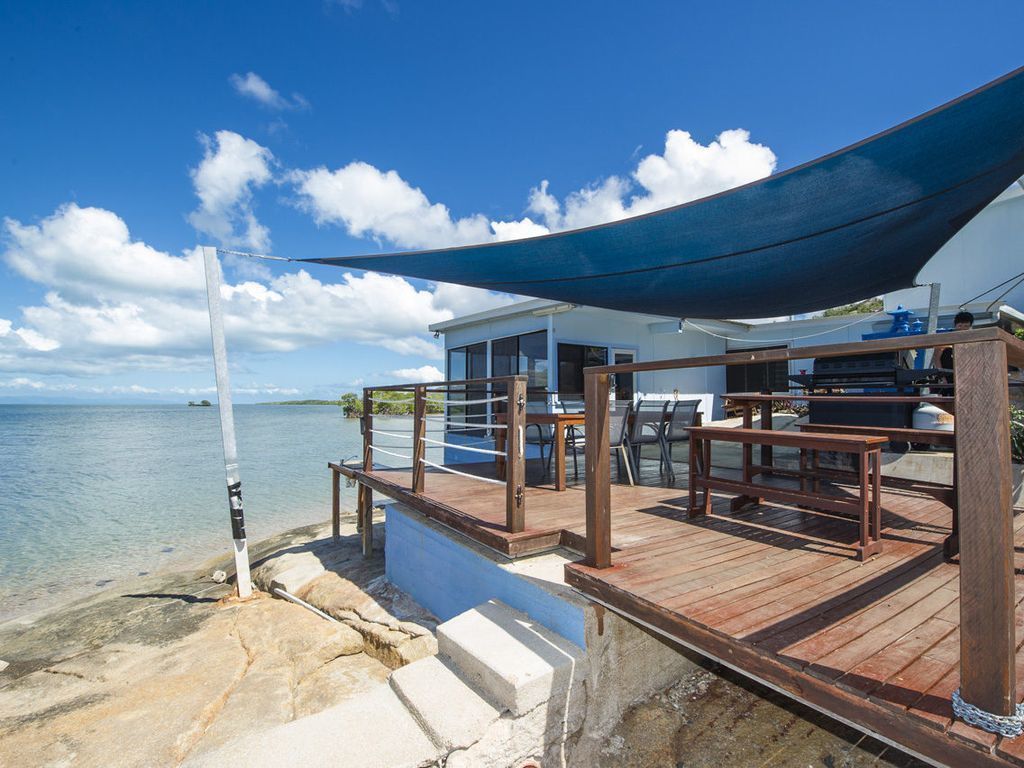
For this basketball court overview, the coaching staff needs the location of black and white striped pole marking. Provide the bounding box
[202,246,253,598]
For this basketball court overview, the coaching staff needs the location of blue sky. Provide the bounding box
[1,1,1022,402]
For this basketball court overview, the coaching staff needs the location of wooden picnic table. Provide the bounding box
[689,426,888,560]
[494,411,585,491]
[722,392,954,469]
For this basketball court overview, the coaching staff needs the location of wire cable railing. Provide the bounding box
[357,375,528,532]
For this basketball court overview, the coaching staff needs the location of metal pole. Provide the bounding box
[202,246,253,598]
[923,282,941,368]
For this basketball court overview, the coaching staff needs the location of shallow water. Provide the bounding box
[0,404,372,621]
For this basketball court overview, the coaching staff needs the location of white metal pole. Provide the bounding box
[923,282,941,368]
[546,313,555,404]
[202,245,253,598]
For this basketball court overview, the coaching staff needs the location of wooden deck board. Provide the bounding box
[343,459,1024,766]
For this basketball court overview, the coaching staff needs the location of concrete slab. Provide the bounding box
[184,684,440,768]
[438,600,586,716]
[390,654,501,750]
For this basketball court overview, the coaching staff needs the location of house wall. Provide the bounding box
[728,315,892,380]
[442,305,728,418]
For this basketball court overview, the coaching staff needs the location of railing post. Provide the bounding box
[412,385,426,493]
[955,340,1015,717]
[359,388,373,556]
[505,376,526,533]
[331,465,340,541]
[585,372,612,568]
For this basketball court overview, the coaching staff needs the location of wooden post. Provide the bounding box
[759,400,773,468]
[505,377,526,533]
[955,340,1015,716]
[412,385,426,493]
[741,404,754,482]
[360,388,373,556]
[585,372,612,568]
[331,466,340,541]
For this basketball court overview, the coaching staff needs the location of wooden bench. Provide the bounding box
[799,422,959,559]
[688,426,888,560]
[798,422,955,448]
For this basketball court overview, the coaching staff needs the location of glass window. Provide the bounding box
[517,331,549,392]
[557,343,608,398]
[725,346,789,392]
[491,336,518,378]
[447,342,488,435]
[488,331,549,396]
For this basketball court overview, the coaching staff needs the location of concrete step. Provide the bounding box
[436,599,586,716]
[389,654,502,751]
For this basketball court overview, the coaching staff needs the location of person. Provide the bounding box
[939,310,974,371]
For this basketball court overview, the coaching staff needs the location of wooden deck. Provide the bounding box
[343,458,1024,767]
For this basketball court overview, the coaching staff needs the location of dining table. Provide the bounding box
[494,411,585,491]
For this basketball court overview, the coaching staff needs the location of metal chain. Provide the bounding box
[952,688,1024,737]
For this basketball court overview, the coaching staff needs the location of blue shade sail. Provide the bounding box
[303,67,1024,319]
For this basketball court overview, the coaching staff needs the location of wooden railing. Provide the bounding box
[360,375,527,532]
[582,327,1024,721]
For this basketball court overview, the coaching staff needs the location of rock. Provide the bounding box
[211,570,227,584]
[183,684,441,768]
[293,653,390,718]
[0,660,8,673]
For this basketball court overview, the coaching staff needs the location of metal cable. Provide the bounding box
[369,428,413,440]
[369,446,413,461]
[428,395,508,406]
[419,458,506,485]
[423,417,506,429]
[419,436,504,456]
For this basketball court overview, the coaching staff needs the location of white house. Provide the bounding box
[429,186,1024,420]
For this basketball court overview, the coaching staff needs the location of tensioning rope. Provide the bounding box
[958,268,1024,310]
[683,310,889,345]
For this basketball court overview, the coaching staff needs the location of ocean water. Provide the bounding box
[0,404,375,621]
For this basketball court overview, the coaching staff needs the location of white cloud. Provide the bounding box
[1,204,513,377]
[188,131,274,251]
[292,127,775,253]
[4,204,205,300]
[528,129,777,230]
[0,378,298,398]
[292,162,556,251]
[387,365,444,383]
[229,72,308,111]
[0,377,47,389]
[293,162,493,250]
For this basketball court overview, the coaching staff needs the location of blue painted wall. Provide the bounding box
[385,504,586,649]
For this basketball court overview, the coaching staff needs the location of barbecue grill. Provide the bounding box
[789,352,948,429]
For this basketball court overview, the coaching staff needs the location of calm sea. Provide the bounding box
[0,404,371,621]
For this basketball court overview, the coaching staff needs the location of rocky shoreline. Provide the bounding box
[0,514,432,768]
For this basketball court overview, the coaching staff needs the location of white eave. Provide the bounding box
[428,299,570,333]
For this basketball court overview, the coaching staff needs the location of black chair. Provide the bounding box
[524,401,554,480]
[559,399,586,478]
[665,399,701,460]
[629,399,673,482]
[609,400,635,485]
